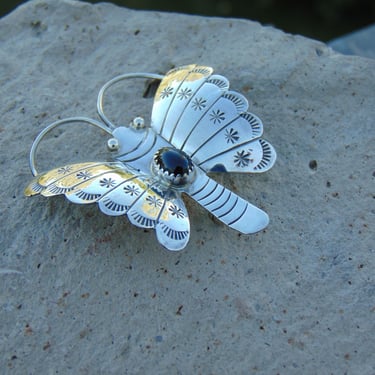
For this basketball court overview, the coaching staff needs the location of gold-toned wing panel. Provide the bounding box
[152,64,214,136]
[25,162,190,251]
[24,162,127,197]
[154,64,213,104]
[155,196,190,251]
[127,190,190,250]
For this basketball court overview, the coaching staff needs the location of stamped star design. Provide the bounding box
[123,184,140,196]
[209,109,225,124]
[233,150,253,168]
[191,97,207,111]
[160,86,173,99]
[177,88,193,100]
[57,166,73,175]
[168,204,185,219]
[146,195,163,208]
[76,170,92,180]
[99,177,116,188]
[225,128,240,144]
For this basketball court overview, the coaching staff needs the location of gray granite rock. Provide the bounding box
[0,0,374,374]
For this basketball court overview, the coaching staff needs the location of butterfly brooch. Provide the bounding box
[25,64,276,251]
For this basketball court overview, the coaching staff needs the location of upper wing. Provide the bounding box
[25,162,190,251]
[151,64,276,173]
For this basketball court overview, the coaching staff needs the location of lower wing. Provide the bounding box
[25,162,190,251]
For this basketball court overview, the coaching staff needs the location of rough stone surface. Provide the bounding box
[0,1,374,374]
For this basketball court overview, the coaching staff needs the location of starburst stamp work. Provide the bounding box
[99,177,116,188]
[146,195,163,208]
[57,165,73,175]
[76,170,92,180]
[191,97,207,111]
[177,87,193,100]
[160,86,173,99]
[234,149,254,168]
[123,184,140,196]
[209,109,226,124]
[225,128,240,144]
[168,204,185,219]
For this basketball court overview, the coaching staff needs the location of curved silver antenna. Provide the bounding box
[29,117,113,176]
[97,72,164,130]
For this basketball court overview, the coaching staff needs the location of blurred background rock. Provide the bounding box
[2,0,375,41]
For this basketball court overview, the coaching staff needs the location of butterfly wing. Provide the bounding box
[151,64,276,173]
[25,162,190,251]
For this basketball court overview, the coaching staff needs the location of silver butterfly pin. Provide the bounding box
[25,64,276,251]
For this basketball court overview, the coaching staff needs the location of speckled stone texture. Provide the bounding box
[0,1,374,374]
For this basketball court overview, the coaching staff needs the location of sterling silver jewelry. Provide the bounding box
[25,64,276,251]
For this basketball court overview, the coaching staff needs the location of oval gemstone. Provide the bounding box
[157,148,193,176]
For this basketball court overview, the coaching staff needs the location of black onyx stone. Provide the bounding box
[156,148,193,176]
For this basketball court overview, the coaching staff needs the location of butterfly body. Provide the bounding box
[25,64,276,251]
